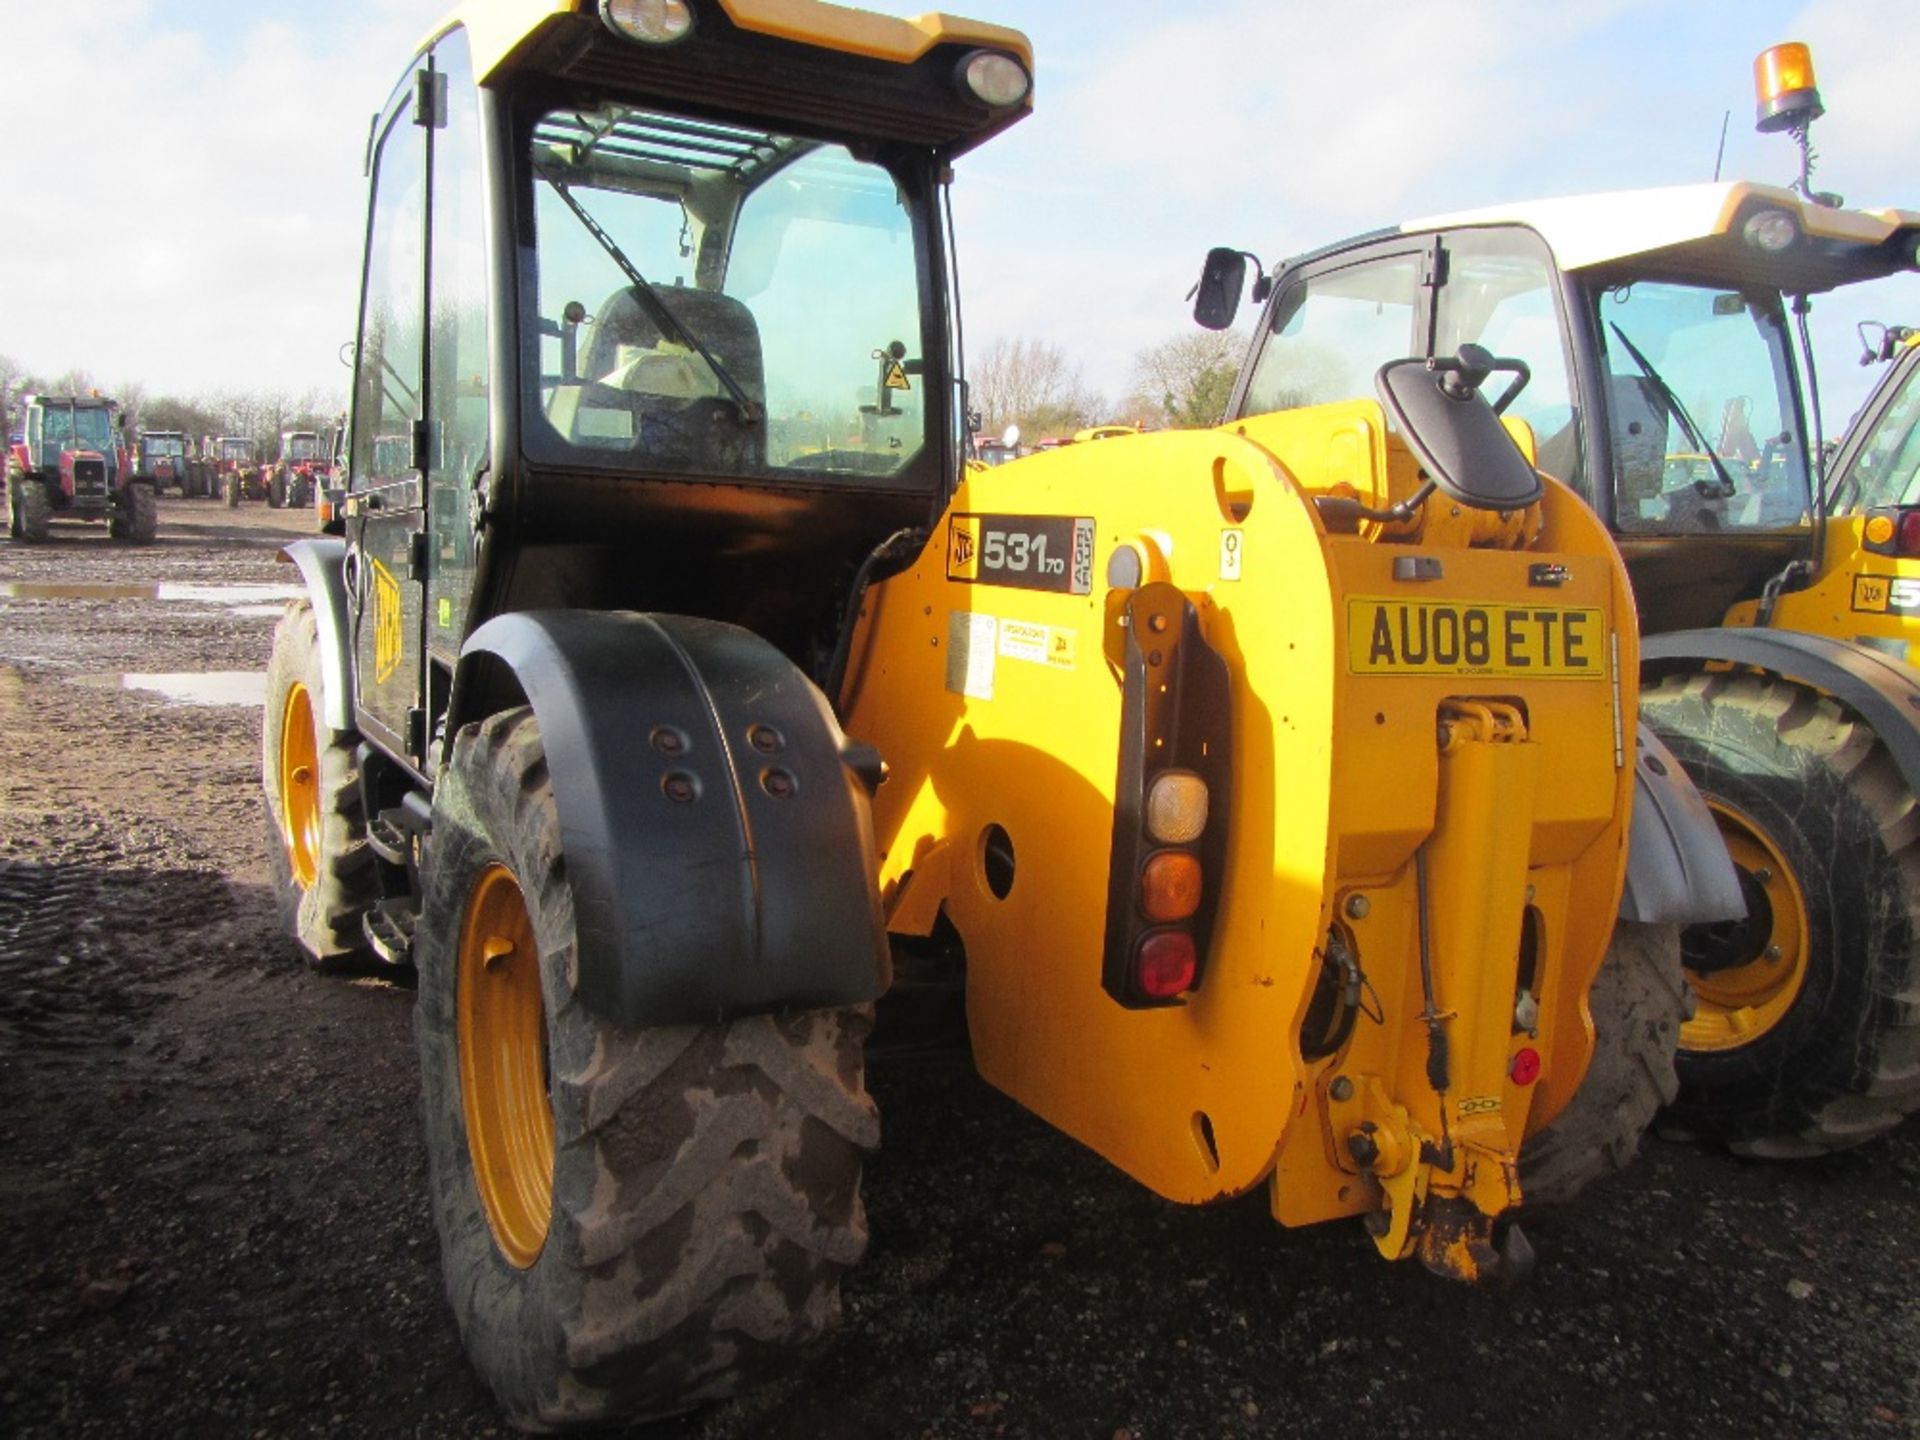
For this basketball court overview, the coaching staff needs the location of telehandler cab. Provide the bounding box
[1194,42,1920,1160]
[263,0,1731,1427]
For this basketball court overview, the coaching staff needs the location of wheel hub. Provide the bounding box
[1679,801,1810,1054]
[277,681,321,889]
[456,863,554,1269]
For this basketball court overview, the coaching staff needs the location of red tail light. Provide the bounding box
[1897,509,1920,556]
[1509,1047,1541,1086]
[1137,932,1196,998]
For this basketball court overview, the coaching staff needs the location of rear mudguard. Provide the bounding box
[1644,626,1920,801]
[458,610,890,1028]
[1622,720,1745,924]
[280,537,354,732]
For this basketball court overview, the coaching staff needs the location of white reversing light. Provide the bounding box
[600,0,694,45]
[1145,771,1208,845]
[961,51,1030,108]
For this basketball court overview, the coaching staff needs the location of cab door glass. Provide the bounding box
[1430,229,1585,498]
[1837,358,1920,512]
[1599,283,1808,533]
[1240,256,1420,418]
[353,103,427,491]
[425,32,488,665]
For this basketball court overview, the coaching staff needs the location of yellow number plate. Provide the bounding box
[1347,597,1606,678]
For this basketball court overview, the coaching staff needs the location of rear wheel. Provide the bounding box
[1644,671,1920,1156]
[269,470,288,508]
[224,472,241,508]
[263,600,378,968]
[1519,921,1688,1205]
[8,476,50,543]
[416,707,876,1430]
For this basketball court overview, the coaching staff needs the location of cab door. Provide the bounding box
[347,68,438,763]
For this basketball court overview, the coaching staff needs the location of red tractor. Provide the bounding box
[265,429,325,510]
[6,394,156,544]
[208,435,264,507]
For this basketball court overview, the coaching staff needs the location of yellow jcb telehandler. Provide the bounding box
[261,0,1734,1427]
[1195,41,1920,1160]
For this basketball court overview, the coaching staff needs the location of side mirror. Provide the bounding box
[1374,344,1543,511]
[1192,247,1249,331]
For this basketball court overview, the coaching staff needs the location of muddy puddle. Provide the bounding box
[0,581,302,605]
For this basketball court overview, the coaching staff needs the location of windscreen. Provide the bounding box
[41,405,114,451]
[1599,282,1810,533]
[287,434,322,462]
[218,439,253,460]
[145,437,186,457]
[524,105,934,485]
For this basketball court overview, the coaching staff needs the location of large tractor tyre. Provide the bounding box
[224,472,241,508]
[268,471,288,508]
[263,600,379,970]
[415,706,877,1431]
[1518,921,1688,1206]
[118,484,158,546]
[8,476,50,543]
[1644,671,1920,1157]
[289,474,312,510]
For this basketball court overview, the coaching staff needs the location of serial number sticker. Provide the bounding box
[1347,597,1606,678]
[945,611,997,699]
[1852,574,1920,615]
[947,513,1095,595]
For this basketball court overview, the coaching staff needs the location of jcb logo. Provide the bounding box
[372,560,404,684]
[1854,575,1890,613]
[947,519,979,580]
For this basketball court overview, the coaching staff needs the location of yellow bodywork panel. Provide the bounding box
[1725,514,1920,659]
[841,404,1639,1250]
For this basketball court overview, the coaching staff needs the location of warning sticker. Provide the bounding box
[883,359,912,392]
[1220,528,1244,581]
[996,620,1077,670]
[946,611,997,699]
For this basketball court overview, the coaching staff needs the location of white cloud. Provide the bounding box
[0,0,431,399]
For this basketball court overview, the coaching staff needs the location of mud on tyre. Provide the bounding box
[415,706,877,1430]
[1519,920,1688,1205]
[1644,670,1920,1157]
[263,599,379,968]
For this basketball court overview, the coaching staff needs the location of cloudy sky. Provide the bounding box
[4,0,1915,428]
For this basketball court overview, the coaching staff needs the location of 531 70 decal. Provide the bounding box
[947,513,1095,595]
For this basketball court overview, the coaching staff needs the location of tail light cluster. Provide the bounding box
[1101,583,1232,1009]
[1861,507,1920,557]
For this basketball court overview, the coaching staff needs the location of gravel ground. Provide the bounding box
[1,495,1917,1438]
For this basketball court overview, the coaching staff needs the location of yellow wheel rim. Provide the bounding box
[1680,801,1811,1054]
[457,863,554,1269]
[277,681,320,889]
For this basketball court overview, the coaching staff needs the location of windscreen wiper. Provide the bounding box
[1608,321,1737,499]
[544,177,763,425]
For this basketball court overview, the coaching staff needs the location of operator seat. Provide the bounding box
[569,285,767,471]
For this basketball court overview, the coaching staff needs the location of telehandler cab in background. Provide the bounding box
[1195,41,1920,1160]
[261,0,1733,1427]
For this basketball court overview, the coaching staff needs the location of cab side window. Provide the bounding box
[352,91,427,489]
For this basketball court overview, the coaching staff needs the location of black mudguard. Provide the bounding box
[458,610,889,1028]
[1644,626,1920,800]
[280,537,354,732]
[1622,721,1745,924]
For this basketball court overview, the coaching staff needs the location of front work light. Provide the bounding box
[961,50,1030,108]
[1742,208,1799,252]
[601,0,694,45]
[1754,42,1823,133]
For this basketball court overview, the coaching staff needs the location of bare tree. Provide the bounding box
[1130,330,1250,428]
[970,336,1103,440]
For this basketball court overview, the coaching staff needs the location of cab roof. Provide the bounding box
[1400,181,1920,293]
[418,0,1032,154]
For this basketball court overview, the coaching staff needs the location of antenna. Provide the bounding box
[1712,109,1730,181]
